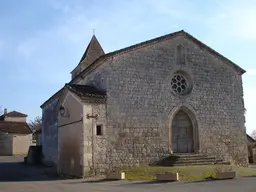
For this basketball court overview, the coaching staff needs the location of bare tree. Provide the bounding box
[28,116,42,132]
[28,116,42,143]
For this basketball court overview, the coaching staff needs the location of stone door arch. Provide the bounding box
[169,105,199,153]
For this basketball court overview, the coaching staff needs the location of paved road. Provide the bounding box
[0,156,57,182]
[0,156,256,192]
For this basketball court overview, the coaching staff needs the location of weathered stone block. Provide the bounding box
[156,172,179,181]
[106,172,125,180]
[216,171,236,180]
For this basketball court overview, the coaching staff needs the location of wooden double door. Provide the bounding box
[171,110,194,153]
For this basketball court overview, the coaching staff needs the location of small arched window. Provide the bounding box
[176,44,185,65]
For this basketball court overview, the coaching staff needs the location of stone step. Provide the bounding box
[163,156,216,161]
[154,153,230,167]
[159,161,230,166]
[161,159,222,163]
[168,153,209,157]
[173,153,210,156]
[160,159,223,165]
[160,156,216,162]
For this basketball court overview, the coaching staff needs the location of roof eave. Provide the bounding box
[182,31,246,75]
[71,30,246,82]
[40,86,65,109]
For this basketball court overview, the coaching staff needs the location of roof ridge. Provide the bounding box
[71,35,105,73]
[70,30,245,84]
[42,30,246,109]
[5,110,27,117]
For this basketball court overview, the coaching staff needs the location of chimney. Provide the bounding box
[4,108,7,115]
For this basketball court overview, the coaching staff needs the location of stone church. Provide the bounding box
[41,30,248,177]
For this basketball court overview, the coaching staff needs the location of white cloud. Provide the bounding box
[208,0,256,40]
[16,0,183,63]
[245,69,256,75]
[244,85,256,133]
[46,0,71,13]
[17,39,36,60]
[213,0,227,7]
[148,0,184,18]
[14,3,118,86]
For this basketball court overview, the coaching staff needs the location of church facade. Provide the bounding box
[41,30,248,177]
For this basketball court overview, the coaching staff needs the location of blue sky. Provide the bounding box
[0,0,255,134]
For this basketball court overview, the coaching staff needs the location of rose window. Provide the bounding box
[171,74,188,94]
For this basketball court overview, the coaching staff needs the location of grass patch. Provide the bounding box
[121,165,256,181]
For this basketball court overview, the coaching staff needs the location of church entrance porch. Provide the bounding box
[171,110,194,153]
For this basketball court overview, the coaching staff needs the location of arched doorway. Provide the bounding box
[171,110,194,153]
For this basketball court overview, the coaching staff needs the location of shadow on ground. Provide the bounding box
[0,160,63,182]
[117,180,179,186]
[241,175,256,178]
[184,179,220,184]
[83,179,121,183]
[63,179,120,185]
[129,180,177,184]
[123,179,224,186]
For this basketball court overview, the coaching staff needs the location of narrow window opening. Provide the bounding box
[176,44,185,65]
[96,125,103,136]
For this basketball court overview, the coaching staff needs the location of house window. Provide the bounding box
[96,125,103,136]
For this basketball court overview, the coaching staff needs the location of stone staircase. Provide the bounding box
[154,153,230,166]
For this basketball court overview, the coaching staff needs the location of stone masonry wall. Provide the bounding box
[58,92,84,177]
[83,102,107,175]
[42,98,59,166]
[75,34,248,170]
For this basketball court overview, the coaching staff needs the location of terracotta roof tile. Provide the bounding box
[0,121,32,134]
[67,84,106,99]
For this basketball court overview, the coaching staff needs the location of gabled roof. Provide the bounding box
[5,111,27,117]
[66,84,106,99]
[70,30,246,83]
[42,30,246,108]
[40,87,64,108]
[40,83,106,109]
[71,35,105,73]
[0,111,27,120]
[80,35,105,62]
[0,121,32,134]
